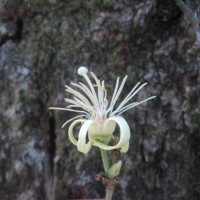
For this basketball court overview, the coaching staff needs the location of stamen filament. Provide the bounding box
[114,96,156,116]
[82,73,100,109]
[109,76,128,114]
[114,83,147,113]
[62,115,87,128]
[51,67,156,125]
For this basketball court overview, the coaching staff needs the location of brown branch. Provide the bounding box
[105,186,115,200]
[95,173,118,200]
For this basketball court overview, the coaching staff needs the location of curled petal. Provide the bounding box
[89,121,114,144]
[92,116,130,153]
[77,120,96,154]
[102,119,116,135]
[68,119,85,145]
[121,142,129,153]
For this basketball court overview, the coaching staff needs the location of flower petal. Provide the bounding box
[68,119,85,145]
[89,120,114,144]
[77,120,96,154]
[92,116,130,153]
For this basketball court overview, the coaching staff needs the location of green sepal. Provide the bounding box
[109,160,122,177]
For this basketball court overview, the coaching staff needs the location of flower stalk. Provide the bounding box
[100,149,110,176]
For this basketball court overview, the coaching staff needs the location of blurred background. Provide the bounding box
[0,0,200,200]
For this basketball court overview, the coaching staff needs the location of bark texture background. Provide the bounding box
[0,0,200,200]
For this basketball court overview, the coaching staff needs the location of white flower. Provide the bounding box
[50,66,156,154]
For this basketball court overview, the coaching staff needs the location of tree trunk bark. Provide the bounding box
[0,0,199,200]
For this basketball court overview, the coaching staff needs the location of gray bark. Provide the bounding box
[0,0,200,199]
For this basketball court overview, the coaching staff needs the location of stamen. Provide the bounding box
[71,82,98,107]
[93,84,105,91]
[62,115,86,128]
[92,73,103,103]
[101,81,107,104]
[73,97,92,111]
[105,77,119,115]
[51,67,156,128]
[65,85,92,107]
[114,82,147,113]
[109,75,128,115]
[81,73,100,109]
[113,96,156,116]
[49,107,90,117]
